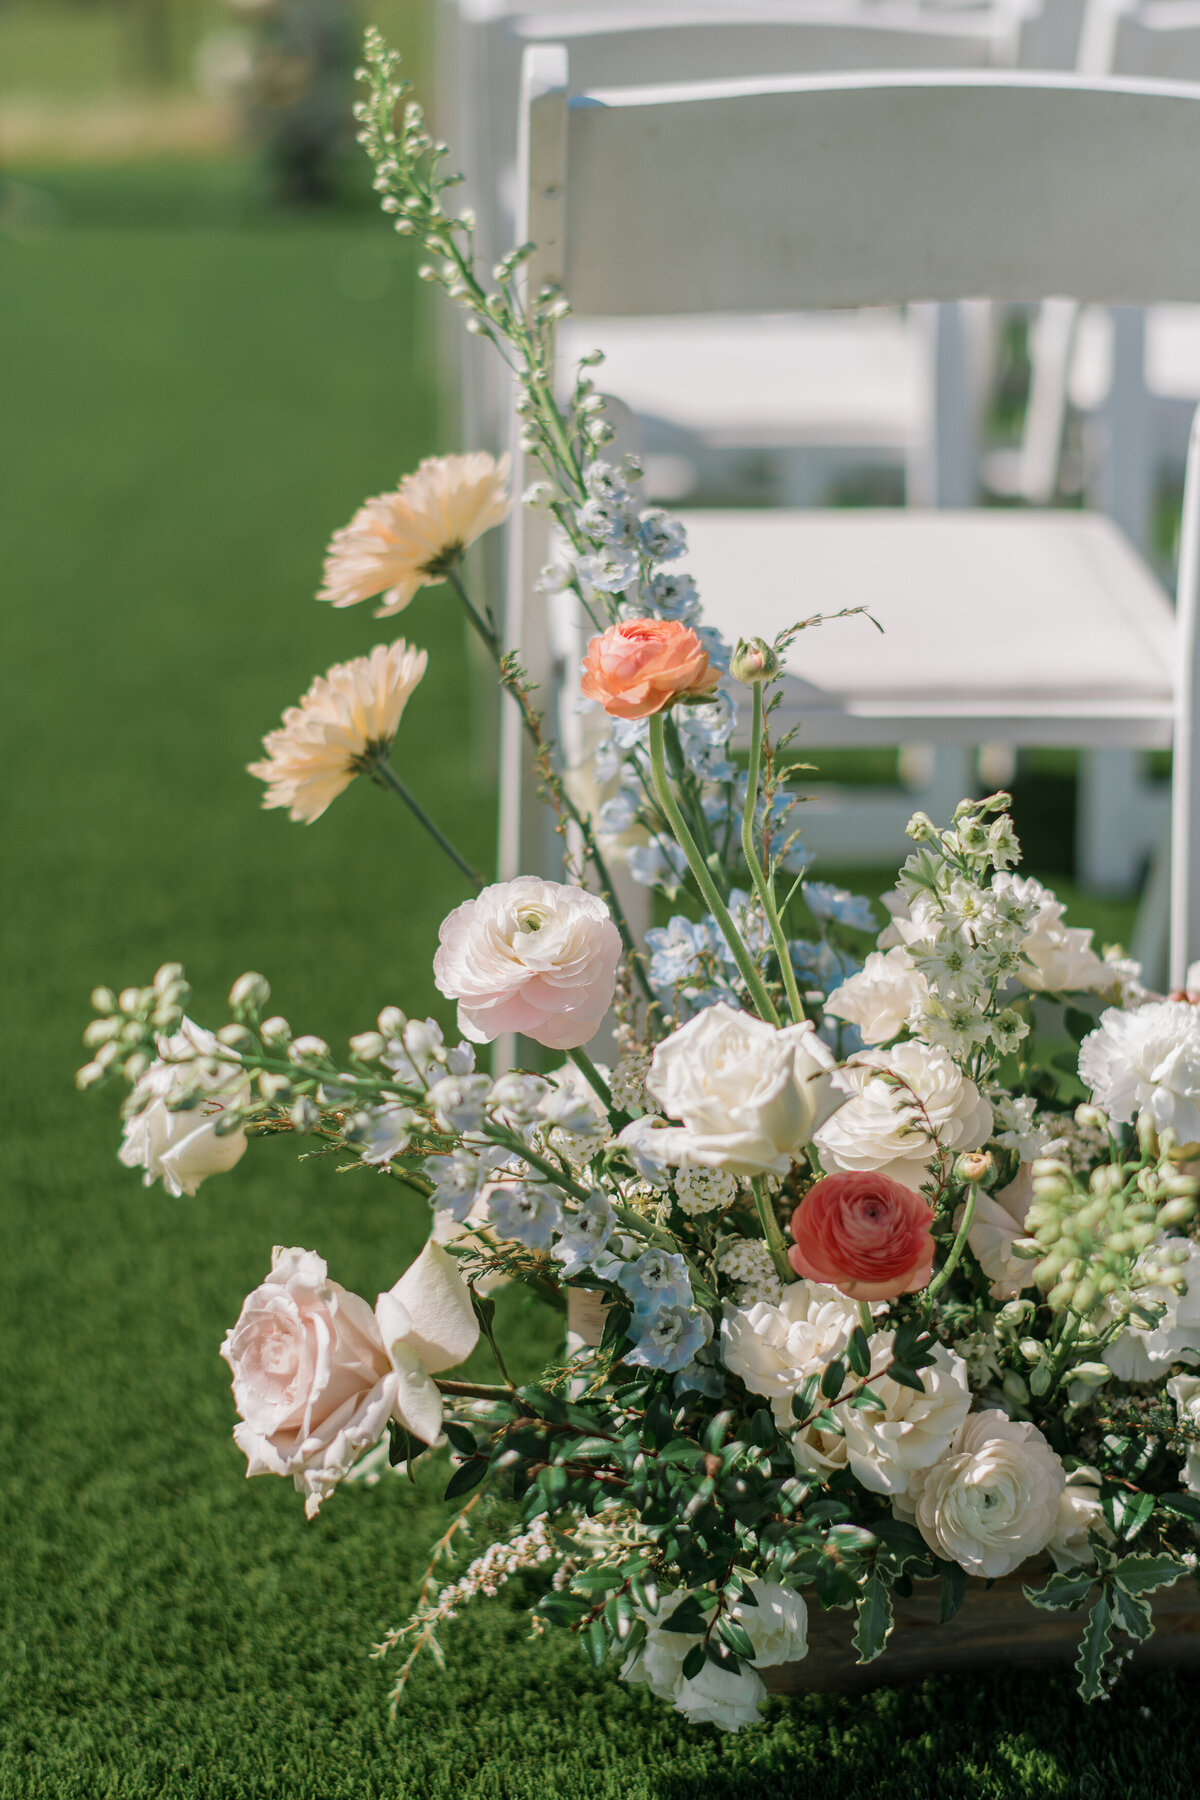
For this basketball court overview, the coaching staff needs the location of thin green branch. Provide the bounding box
[371,760,484,892]
[741,682,806,1025]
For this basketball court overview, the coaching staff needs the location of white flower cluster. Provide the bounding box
[435,1518,558,1615]
[674,1165,738,1217]
[716,1238,783,1305]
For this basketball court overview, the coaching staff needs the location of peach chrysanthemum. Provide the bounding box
[318,452,511,617]
[248,640,427,823]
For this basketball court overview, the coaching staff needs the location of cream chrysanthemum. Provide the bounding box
[249,640,427,823]
[318,453,511,616]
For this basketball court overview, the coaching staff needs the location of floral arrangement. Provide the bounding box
[78,34,1200,1732]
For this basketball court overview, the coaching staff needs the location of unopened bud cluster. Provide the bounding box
[1028,1148,1198,1315]
[77,963,190,1090]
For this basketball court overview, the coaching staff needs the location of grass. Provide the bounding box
[1,161,1189,1799]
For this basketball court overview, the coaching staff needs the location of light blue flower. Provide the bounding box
[695,626,731,672]
[585,460,633,504]
[628,837,690,890]
[598,787,640,834]
[789,937,863,995]
[615,1118,676,1188]
[637,508,688,562]
[645,568,701,623]
[626,1303,713,1373]
[619,1248,692,1315]
[488,1183,562,1251]
[802,881,877,933]
[673,1348,726,1399]
[552,1189,615,1277]
[425,1148,498,1222]
[645,915,714,993]
[578,496,636,544]
[578,545,638,593]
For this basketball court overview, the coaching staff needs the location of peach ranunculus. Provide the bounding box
[789,1171,936,1301]
[317,452,511,617]
[433,876,622,1050]
[580,618,720,721]
[220,1241,479,1518]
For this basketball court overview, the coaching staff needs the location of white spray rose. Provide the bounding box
[1167,1373,1200,1496]
[954,1163,1036,1302]
[813,1041,992,1191]
[839,1338,972,1495]
[119,1020,250,1197]
[1046,1470,1111,1571]
[1079,1001,1200,1146]
[622,1580,806,1733]
[906,1410,1066,1578]
[823,947,928,1045]
[644,1002,843,1177]
[220,1240,479,1518]
[1102,1238,1200,1381]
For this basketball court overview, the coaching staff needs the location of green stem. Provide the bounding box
[445,565,498,653]
[1040,1311,1082,1405]
[434,1378,516,1402]
[752,1176,796,1285]
[742,682,806,1025]
[857,1301,874,1338]
[664,712,726,898]
[925,1183,978,1304]
[566,1047,632,1131]
[648,713,780,1024]
[372,760,484,892]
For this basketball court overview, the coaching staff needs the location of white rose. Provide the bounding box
[645,1002,843,1177]
[671,1658,767,1732]
[1046,1469,1111,1570]
[720,1280,861,1402]
[840,1338,972,1495]
[119,1019,250,1197]
[622,1580,806,1733]
[954,1163,1036,1302]
[813,1041,992,1190]
[1079,1001,1200,1146]
[1102,1238,1200,1381]
[220,1240,478,1518]
[1168,1373,1200,1496]
[823,948,928,1045]
[906,1410,1066,1578]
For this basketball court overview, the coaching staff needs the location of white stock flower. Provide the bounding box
[905,1410,1066,1578]
[993,874,1110,993]
[119,1020,250,1197]
[644,1002,842,1178]
[1102,1238,1200,1381]
[1167,1374,1200,1496]
[434,877,622,1051]
[823,948,928,1045]
[813,1041,992,1190]
[1046,1470,1110,1571]
[839,1338,972,1495]
[318,452,510,616]
[955,1163,1036,1302]
[248,640,427,823]
[1078,1001,1200,1146]
[221,1240,479,1519]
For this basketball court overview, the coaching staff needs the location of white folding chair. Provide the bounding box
[502,62,1200,994]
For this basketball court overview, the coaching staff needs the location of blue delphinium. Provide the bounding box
[488,1182,562,1251]
[619,1248,692,1313]
[552,1189,616,1278]
[803,881,877,933]
[625,1303,713,1373]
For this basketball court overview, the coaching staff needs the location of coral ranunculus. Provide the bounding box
[580,618,720,720]
[788,1171,936,1301]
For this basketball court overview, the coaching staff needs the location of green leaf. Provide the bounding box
[1158,1492,1200,1522]
[1065,1006,1095,1044]
[1111,1552,1185,1596]
[1024,1570,1095,1613]
[680,1643,706,1682]
[571,1568,622,1594]
[1111,1488,1155,1543]
[630,1572,658,1615]
[658,1440,705,1466]
[1109,1584,1154,1644]
[846,1386,886,1411]
[791,1376,821,1422]
[581,1618,608,1669]
[660,1596,709,1636]
[717,1618,757,1661]
[443,1457,487,1501]
[852,1573,894,1665]
[888,1364,926,1395]
[1075,1589,1115,1702]
[387,1420,428,1472]
[746,1409,777,1448]
[848,1327,872,1379]
[442,1421,478,1458]
[821,1360,847,1401]
[939,1560,967,1624]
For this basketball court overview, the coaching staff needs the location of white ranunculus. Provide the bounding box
[221,1240,479,1518]
[1078,1001,1200,1146]
[906,1410,1066,1578]
[1046,1469,1111,1571]
[119,1020,250,1197]
[839,1338,972,1496]
[644,1002,843,1177]
[1167,1373,1200,1496]
[1102,1238,1200,1381]
[955,1163,1037,1302]
[812,1041,992,1190]
[823,947,928,1045]
[720,1282,878,1436]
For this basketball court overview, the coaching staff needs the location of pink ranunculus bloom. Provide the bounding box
[580,618,720,721]
[788,1171,936,1301]
[433,876,622,1050]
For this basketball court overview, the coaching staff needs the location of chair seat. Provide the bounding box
[680,507,1177,746]
[558,311,925,448]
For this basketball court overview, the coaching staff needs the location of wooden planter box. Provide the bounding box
[763,1571,1200,1694]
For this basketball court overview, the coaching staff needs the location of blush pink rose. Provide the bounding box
[580,618,720,720]
[433,876,622,1050]
[789,1171,936,1301]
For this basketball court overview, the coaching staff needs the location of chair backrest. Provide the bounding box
[1081,0,1200,82]
[520,60,1200,313]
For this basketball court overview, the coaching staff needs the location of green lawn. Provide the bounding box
[2,163,1193,1800]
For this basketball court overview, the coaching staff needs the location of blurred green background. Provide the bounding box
[1,7,1188,1797]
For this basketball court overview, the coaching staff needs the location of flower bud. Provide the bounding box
[1136,1111,1160,1159]
[1075,1103,1108,1130]
[119,988,142,1016]
[289,1035,330,1064]
[258,1072,293,1103]
[123,1052,150,1084]
[76,1060,106,1090]
[290,1096,321,1131]
[1089,1165,1124,1197]
[955,1150,995,1188]
[83,1018,120,1048]
[730,637,781,685]
[91,987,118,1016]
[1069,1362,1112,1389]
[260,1016,291,1045]
[229,972,271,1018]
[378,1006,407,1038]
[349,1031,386,1063]
[1158,1195,1197,1229]
[217,1023,256,1054]
[154,962,185,994]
